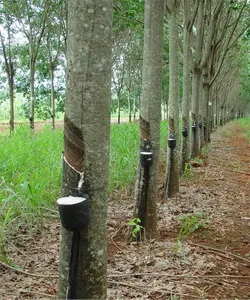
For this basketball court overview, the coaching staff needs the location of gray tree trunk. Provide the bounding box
[191,0,204,158]
[29,59,35,130]
[202,65,210,145]
[180,0,193,173]
[165,0,180,198]
[50,66,55,129]
[58,1,112,298]
[133,0,164,240]
[0,26,15,132]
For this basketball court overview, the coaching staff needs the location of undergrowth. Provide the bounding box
[0,126,63,240]
[237,118,250,142]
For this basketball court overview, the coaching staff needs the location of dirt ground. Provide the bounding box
[0,121,250,299]
[0,117,129,132]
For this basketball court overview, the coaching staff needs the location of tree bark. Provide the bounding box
[180,0,193,173]
[190,0,204,158]
[165,0,180,198]
[58,1,112,298]
[29,58,35,130]
[133,0,164,240]
[50,66,55,129]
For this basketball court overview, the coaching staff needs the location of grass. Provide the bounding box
[0,121,168,255]
[237,118,250,141]
[110,123,139,191]
[0,126,63,230]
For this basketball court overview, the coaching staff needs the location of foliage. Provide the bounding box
[113,0,144,31]
[235,118,250,142]
[128,217,143,238]
[182,163,193,179]
[178,212,209,241]
[0,125,63,257]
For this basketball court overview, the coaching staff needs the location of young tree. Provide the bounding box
[6,0,50,129]
[0,14,15,132]
[165,0,181,198]
[58,0,112,299]
[44,0,65,128]
[133,0,165,239]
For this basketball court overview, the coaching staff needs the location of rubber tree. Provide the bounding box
[165,0,180,198]
[58,0,112,299]
[203,0,250,141]
[45,0,65,128]
[133,0,165,240]
[4,0,50,129]
[180,0,198,172]
[190,0,205,158]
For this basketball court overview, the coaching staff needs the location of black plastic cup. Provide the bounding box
[57,195,89,231]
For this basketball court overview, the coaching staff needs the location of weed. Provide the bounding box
[182,163,193,179]
[234,157,243,172]
[220,128,231,137]
[178,212,209,241]
[0,125,63,256]
[170,293,180,300]
[128,217,144,239]
[200,145,208,157]
[172,240,191,264]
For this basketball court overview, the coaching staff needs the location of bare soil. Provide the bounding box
[0,121,250,299]
[0,117,129,132]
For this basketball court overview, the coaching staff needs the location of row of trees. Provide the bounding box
[0,0,66,129]
[134,0,250,243]
[1,0,250,298]
[1,1,249,131]
[60,0,250,299]
[0,0,145,128]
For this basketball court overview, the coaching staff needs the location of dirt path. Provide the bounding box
[0,118,130,132]
[0,122,250,299]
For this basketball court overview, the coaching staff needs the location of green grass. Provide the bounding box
[0,126,63,231]
[236,118,250,141]
[110,123,139,191]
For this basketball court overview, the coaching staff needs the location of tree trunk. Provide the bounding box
[133,0,164,240]
[9,75,14,132]
[180,0,192,173]
[30,59,35,130]
[58,1,112,298]
[133,96,137,121]
[165,0,180,198]
[201,65,210,148]
[191,68,201,157]
[50,66,55,129]
[128,82,132,123]
[117,95,121,124]
[190,0,204,158]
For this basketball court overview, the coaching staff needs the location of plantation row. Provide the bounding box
[1,118,250,256]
